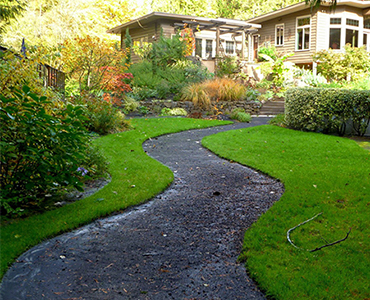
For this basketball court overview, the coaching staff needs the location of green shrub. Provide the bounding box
[79,95,130,135]
[217,56,240,78]
[149,31,187,68]
[122,95,139,112]
[129,59,212,100]
[160,107,187,116]
[138,106,149,115]
[313,45,370,81]
[245,88,261,102]
[258,52,295,87]
[258,45,277,61]
[268,114,286,127]
[285,88,370,136]
[0,86,90,216]
[229,108,251,122]
[296,69,327,87]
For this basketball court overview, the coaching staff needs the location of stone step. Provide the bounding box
[258,100,285,115]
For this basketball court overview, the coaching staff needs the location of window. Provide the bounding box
[330,18,341,25]
[329,28,341,49]
[195,38,202,57]
[225,41,234,54]
[346,19,359,27]
[206,40,213,57]
[365,19,370,29]
[296,17,310,50]
[346,29,358,47]
[275,24,284,46]
[329,18,341,49]
[364,34,368,51]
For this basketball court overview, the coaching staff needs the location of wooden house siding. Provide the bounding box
[258,8,319,64]
[120,20,178,63]
[316,12,329,51]
[121,25,157,63]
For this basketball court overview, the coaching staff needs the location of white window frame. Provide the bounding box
[327,12,366,50]
[195,38,202,57]
[345,16,361,48]
[225,41,234,54]
[364,32,370,52]
[296,16,311,51]
[205,39,213,58]
[329,17,342,50]
[275,24,284,46]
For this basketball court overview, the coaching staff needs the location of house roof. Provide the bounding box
[107,12,261,35]
[247,0,370,23]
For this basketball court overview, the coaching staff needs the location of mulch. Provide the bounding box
[0,117,284,300]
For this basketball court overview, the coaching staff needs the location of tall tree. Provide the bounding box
[1,0,137,50]
[0,0,26,34]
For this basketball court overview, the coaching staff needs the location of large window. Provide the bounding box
[276,24,284,46]
[345,18,359,47]
[346,29,359,47]
[296,17,310,50]
[206,40,213,57]
[195,38,202,57]
[329,17,341,49]
[225,41,234,54]
[329,29,341,49]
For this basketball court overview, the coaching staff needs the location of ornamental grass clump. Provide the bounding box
[181,83,211,109]
[181,78,247,109]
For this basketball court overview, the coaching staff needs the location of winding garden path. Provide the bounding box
[1,118,284,300]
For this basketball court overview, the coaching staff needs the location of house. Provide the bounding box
[107,12,261,72]
[108,0,369,74]
[246,0,370,71]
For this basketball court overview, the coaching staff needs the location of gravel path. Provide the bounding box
[0,117,284,300]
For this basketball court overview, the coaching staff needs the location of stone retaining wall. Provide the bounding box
[140,100,261,115]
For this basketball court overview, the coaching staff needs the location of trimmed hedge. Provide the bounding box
[285,88,370,136]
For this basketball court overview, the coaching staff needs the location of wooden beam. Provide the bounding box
[219,25,251,35]
[241,30,245,60]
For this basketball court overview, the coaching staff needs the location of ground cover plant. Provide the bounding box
[0,117,231,279]
[202,125,370,299]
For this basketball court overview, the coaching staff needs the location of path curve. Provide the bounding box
[1,118,284,300]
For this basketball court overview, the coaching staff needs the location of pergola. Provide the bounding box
[174,18,261,59]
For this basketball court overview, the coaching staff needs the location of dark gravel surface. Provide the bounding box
[1,117,284,300]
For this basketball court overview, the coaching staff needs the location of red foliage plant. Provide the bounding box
[101,66,133,105]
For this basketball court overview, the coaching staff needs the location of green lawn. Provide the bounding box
[202,125,370,299]
[0,117,231,279]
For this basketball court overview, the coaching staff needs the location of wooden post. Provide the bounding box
[215,26,220,75]
[241,31,246,60]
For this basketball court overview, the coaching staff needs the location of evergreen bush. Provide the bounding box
[285,88,370,136]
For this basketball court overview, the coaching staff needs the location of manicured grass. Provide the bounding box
[202,125,370,299]
[0,117,231,279]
